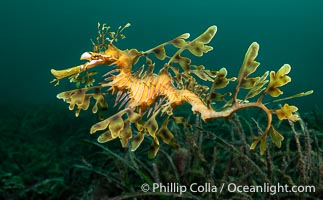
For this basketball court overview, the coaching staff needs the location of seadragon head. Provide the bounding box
[51,22,141,81]
[50,47,118,81]
[80,44,142,72]
[51,45,142,82]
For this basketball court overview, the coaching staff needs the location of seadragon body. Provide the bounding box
[51,23,312,157]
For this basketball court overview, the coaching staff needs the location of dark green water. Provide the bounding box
[0,0,322,110]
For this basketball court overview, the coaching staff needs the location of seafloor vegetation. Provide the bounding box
[0,103,322,199]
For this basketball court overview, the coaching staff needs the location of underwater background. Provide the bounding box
[1,0,322,199]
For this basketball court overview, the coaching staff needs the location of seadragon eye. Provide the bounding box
[80,52,92,60]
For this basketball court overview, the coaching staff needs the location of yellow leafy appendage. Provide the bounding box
[50,23,312,157]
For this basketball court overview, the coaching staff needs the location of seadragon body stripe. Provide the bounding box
[106,67,183,110]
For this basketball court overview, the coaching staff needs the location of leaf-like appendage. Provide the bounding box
[144,115,158,137]
[171,34,189,48]
[99,22,130,44]
[78,95,91,111]
[135,122,144,132]
[119,121,132,147]
[90,109,126,134]
[97,130,117,143]
[205,69,218,78]
[250,125,284,154]
[56,87,109,118]
[51,66,82,80]
[57,89,89,116]
[90,118,111,134]
[259,137,267,155]
[92,102,98,113]
[157,126,178,148]
[145,33,190,60]
[250,135,267,155]
[240,77,260,89]
[205,68,235,106]
[275,103,299,121]
[131,131,145,151]
[108,114,124,138]
[236,42,260,89]
[245,71,269,100]
[212,68,231,89]
[210,92,232,102]
[57,89,85,110]
[195,26,217,44]
[187,43,213,57]
[173,53,191,72]
[266,64,291,97]
[148,137,160,159]
[271,90,314,103]
[172,116,192,128]
[186,26,216,57]
[75,94,92,117]
[191,65,213,81]
[92,90,107,114]
[250,139,259,150]
[152,46,167,60]
[269,126,284,148]
[126,110,142,123]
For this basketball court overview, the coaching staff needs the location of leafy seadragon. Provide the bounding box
[50,23,312,158]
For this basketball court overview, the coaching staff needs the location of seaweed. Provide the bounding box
[0,104,322,199]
